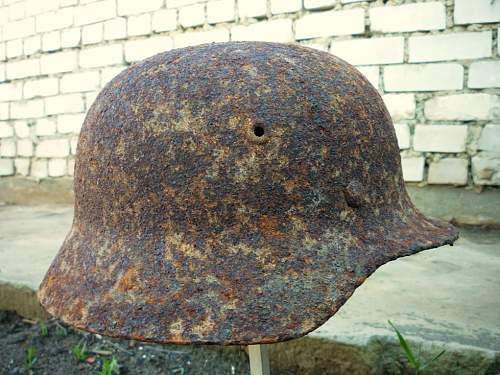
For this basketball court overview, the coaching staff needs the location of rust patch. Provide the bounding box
[38,42,458,345]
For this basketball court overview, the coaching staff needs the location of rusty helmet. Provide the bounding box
[38,42,457,345]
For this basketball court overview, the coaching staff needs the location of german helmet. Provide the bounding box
[38,42,458,345]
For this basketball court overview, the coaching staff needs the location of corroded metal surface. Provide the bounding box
[38,42,458,345]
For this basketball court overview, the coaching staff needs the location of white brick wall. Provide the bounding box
[468,61,500,89]
[384,64,463,92]
[478,124,500,152]
[369,2,445,33]
[231,19,293,43]
[414,125,468,153]
[454,0,500,25]
[428,158,468,185]
[425,94,500,121]
[0,0,497,186]
[296,9,364,40]
[409,32,492,63]
[330,37,404,66]
[401,157,425,182]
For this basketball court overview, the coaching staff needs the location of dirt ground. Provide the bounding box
[0,310,250,375]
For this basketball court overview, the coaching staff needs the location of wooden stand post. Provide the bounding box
[248,344,270,375]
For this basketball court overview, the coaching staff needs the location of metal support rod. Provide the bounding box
[248,344,270,375]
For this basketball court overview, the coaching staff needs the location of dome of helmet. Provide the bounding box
[38,42,458,345]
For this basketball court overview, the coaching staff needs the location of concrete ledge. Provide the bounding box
[0,282,47,320]
[1,177,499,226]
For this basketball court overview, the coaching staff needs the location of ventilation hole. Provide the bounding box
[253,126,264,137]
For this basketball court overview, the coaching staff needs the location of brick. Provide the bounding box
[48,158,67,177]
[40,51,77,74]
[68,159,75,176]
[57,113,85,134]
[101,66,127,87]
[6,39,23,58]
[42,30,61,52]
[31,159,48,178]
[356,66,379,89]
[425,94,500,121]
[304,0,335,10]
[35,7,73,33]
[117,0,163,16]
[128,13,152,37]
[271,0,301,14]
[0,122,14,138]
[3,17,35,40]
[409,31,492,63]
[70,136,78,154]
[174,28,230,48]
[82,23,103,45]
[296,9,364,40]
[24,78,58,99]
[0,82,23,101]
[370,2,445,33]
[45,94,84,115]
[0,44,6,62]
[124,36,173,62]
[239,0,266,18]
[152,9,177,32]
[6,59,40,79]
[17,138,33,157]
[15,158,30,176]
[383,94,415,121]
[428,158,468,185]
[85,91,99,108]
[478,124,500,152]
[0,138,16,157]
[0,103,9,120]
[35,118,57,136]
[36,139,69,157]
[231,19,293,43]
[80,44,123,68]
[179,4,205,27]
[401,157,424,182]
[104,18,126,40]
[394,123,410,150]
[61,71,100,93]
[303,43,328,52]
[454,0,500,25]
[61,28,81,48]
[167,0,203,8]
[0,158,14,176]
[10,99,44,119]
[13,120,29,137]
[207,0,234,23]
[75,0,116,26]
[330,37,403,66]
[24,35,41,55]
[8,2,26,21]
[472,152,500,186]
[384,63,463,92]
[468,61,500,89]
[414,125,467,153]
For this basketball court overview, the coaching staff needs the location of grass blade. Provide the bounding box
[388,320,420,369]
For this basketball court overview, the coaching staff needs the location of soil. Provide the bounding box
[0,310,250,375]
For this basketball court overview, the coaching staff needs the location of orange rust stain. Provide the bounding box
[117,268,139,292]
[258,215,285,239]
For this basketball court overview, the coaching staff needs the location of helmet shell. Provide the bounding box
[38,42,457,345]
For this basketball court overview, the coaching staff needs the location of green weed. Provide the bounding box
[71,340,88,362]
[99,356,119,375]
[23,347,37,370]
[389,320,445,375]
